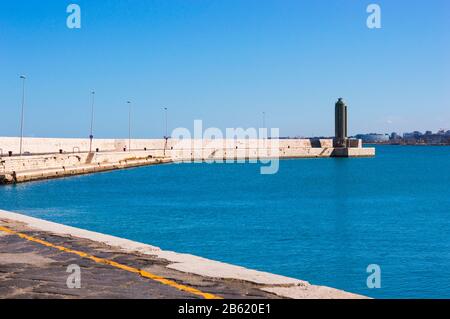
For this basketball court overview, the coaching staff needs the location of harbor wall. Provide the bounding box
[0,137,333,155]
[0,137,375,184]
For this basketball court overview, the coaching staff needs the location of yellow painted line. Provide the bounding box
[0,225,221,299]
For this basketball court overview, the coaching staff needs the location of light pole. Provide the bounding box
[19,75,26,156]
[164,107,168,139]
[89,90,95,153]
[127,101,131,151]
[262,111,267,139]
[262,112,266,130]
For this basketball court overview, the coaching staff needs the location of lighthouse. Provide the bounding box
[335,98,348,147]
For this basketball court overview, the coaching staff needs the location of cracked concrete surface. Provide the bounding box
[0,210,367,299]
[0,253,55,266]
[0,220,279,299]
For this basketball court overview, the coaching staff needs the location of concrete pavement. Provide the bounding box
[0,219,280,299]
[0,211,367,299]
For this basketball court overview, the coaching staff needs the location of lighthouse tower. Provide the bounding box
[335,98,348,147]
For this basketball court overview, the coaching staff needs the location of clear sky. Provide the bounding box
[1,0,449,138]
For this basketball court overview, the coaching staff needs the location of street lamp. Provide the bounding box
[262,111,267,139]
[19,75,26,156]
[164,107,168,139]
[127,101,132,151]
[262,112,266,130]
[89,90,95,153]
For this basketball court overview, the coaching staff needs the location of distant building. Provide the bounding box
[423,132,449,145]
[390,132,401,140]
[401,130,450,145]
[354,129,450,145]
[403,131,422,144]
[403,131,423,139]
[355,133,390,143]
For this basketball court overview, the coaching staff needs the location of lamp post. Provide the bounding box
[127,101,131,151]
[262,111,266,139]
[164,107,168,139]
[89,90,95,153]
[19,75,26,156]
[262,112,266,129]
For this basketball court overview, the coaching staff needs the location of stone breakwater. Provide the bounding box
[0,137,375,184]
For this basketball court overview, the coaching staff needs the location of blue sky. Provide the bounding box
[1,0,449,138]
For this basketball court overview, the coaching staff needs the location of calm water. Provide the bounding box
[1,146,450,298]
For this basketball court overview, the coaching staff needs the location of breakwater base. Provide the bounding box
[0,137,375,184]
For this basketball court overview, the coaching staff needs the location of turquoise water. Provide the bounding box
[1,146,450,298]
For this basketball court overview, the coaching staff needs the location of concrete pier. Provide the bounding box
[0,151,170,184]
[0,137,375,184]
[0,210,367,299]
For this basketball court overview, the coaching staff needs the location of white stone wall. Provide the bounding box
[1,137,373,176]
[0,137,333,156]
[0,137,166,155]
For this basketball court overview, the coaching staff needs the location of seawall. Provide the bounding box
[0,150,170,184]
[0,137,375,184]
